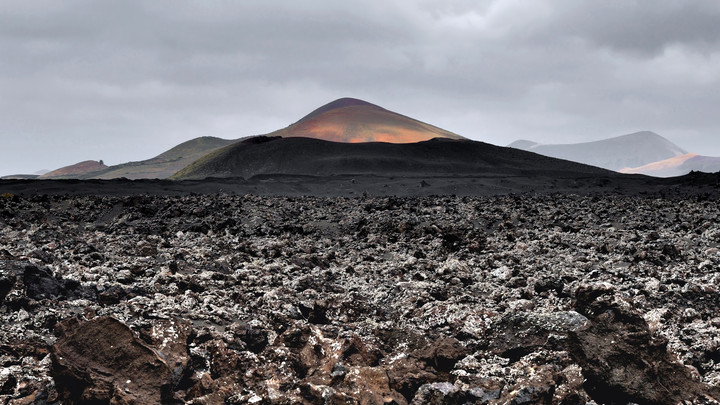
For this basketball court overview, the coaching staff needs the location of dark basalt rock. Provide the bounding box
[138,318,194,385]
[0,269,15,305]
[97,285,127,305]
[50,316,175,404]
[22,264,65,301]
[387,357,439,401]
[0,261,98,309]
[569,284,720,404]
[413,336,468,373]
[235,323,269,354]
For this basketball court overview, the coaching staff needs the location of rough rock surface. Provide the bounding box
[1,193,720,404]
[51,316,174,404]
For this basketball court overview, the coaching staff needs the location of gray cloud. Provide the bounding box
[541,1,720,55]
[1,0,720,175]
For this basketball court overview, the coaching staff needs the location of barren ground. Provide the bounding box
[1,192,720,404]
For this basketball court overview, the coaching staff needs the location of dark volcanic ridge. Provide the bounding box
[171,136,614,181]
[2,193,720,404]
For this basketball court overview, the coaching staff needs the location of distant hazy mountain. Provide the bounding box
[268,97,466,143]
[40,136,238,180]
[620,153,720,177]
[0,169,49,180]
[508,131,687,171]
[40,160,108,179]
[171,136,613,180]
[0,174,40,180]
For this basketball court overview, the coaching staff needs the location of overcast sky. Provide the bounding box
[2,0,720,175]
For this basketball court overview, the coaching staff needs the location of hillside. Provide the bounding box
[39,137,238,180]
[621,153,720,177]
[39,160,108,179]
[508,131,687,171]
[172,136,613,180]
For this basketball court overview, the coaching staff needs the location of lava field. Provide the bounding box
[1,193,720,404]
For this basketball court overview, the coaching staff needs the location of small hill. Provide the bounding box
[40,160,108,179]
[89,136,238,179]
[269,97,466,143]
[621,153,720,177]
[509,131,687,171]
[39,137,238,180]
[171,136,614,180]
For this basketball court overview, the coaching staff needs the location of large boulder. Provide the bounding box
[51,316,175,404]
[569,284,720,404]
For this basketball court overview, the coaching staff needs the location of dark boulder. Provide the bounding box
[23,264,65,300]
[413,336,468,373]
[51,316,175,404]
[0,268,15,305]
[569,284,720,404]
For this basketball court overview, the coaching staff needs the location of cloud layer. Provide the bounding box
[2,0,720,174]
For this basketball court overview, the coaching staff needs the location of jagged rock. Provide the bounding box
[97,285,126,305]
[386,357,439,401]
[50,316,175,404]
[0,267,15,305]
[413,336,468,373]
[569,284,720,404]
[231,322,269,354]
[340,366,407,405]
[1,194,720,403]
[0,369,17,396]
[21,263,65,301]
[488,311,588,362]
[139,318,194,384]
[410,382,461,404]
[0,261,96,309]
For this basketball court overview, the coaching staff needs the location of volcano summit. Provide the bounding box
[268,97,466,143]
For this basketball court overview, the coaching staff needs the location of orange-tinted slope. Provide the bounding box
[619,154,699,176]
[274,98,465,143]
[620,153,720,177]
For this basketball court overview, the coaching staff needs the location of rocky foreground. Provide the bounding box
[1,192,720,404]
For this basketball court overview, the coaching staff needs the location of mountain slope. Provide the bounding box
[171,136,614,180]
[269,97,466,143]
[40,160,108,179]
[89,136,239,179]
[40,137,238,180]
[509,131,686,171]
[620,153,720,177]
